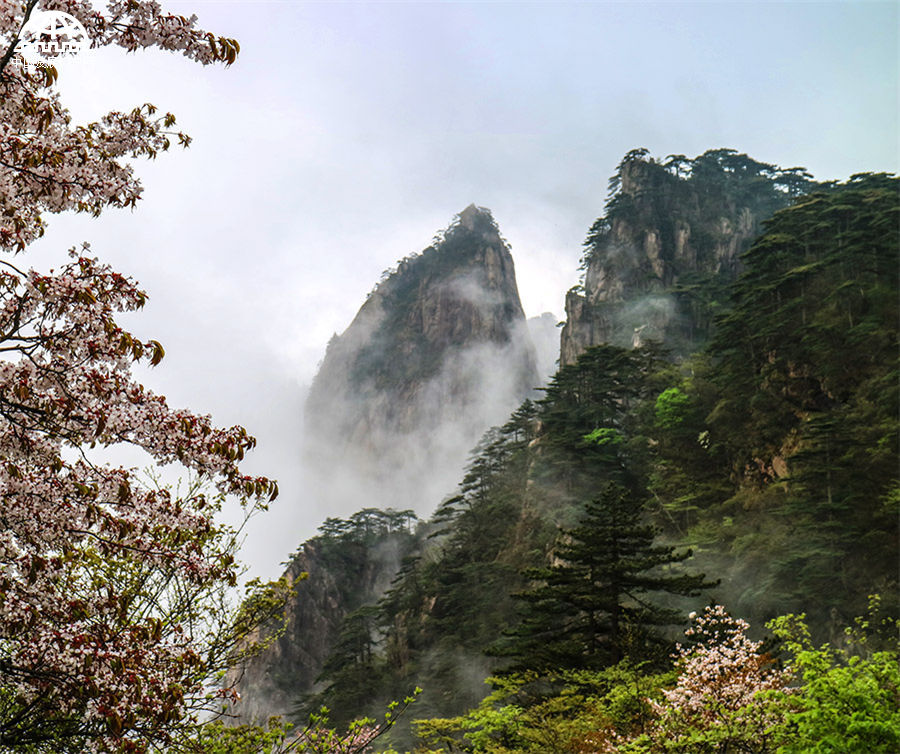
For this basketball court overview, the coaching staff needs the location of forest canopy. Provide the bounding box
[298,168,898,752]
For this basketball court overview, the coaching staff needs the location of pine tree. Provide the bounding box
[707,173,899,623]
[496,483,716,670]
[308,605,383,731]
[535,344,667,519]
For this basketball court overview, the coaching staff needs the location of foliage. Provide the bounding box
[192,690,421,754]
[494,484,715,671]
[703,173,899,623]
[652,388,690,430]
[415,605,900,754]
[0,3,282,752]
[315,346,685,738]
[414,665,668,754]
[765,606,900,753]
[583,427,624,447]
[309,406,544,746]
[534,344,669,512]
[624,604,900,753]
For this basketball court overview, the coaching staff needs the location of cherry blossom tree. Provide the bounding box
[638,605,791,753]
[0,3,280,752]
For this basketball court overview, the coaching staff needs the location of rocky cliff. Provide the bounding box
[230,206,538,724]
[560,149,812,364]
[226,513,420,723]
[305,204,538,515]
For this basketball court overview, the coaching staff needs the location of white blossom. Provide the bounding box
[0,5,270,751]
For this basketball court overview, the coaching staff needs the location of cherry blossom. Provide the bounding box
[642,605,791,752]
[0,0,238,251]
[0,3,275,751]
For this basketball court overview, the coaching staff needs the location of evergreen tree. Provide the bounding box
[535,344,668,522]
[495,484,716,671]
[307,605,383,731]
[707,173,899,623]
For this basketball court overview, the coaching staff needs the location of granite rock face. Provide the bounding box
[560,152,794,364]
[226,530,414,722]
[304,204,538,515]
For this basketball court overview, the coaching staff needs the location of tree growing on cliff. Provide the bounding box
[495,484,716,671]
[0,3,280,751]
[708,173,899,623]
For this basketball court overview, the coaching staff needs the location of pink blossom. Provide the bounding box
[643,605,792,752]
[0,5,272,751]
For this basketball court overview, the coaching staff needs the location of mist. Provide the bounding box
[24,0,895,586]
[300,217,542,530]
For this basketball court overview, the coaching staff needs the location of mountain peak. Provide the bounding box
[304,206,537,506]
[457,203,491,230]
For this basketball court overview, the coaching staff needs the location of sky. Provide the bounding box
[27,0,899,581]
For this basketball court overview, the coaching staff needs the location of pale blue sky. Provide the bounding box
[30,0,898,578]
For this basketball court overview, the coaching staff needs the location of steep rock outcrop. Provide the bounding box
[227,518,419,722]
[226,547,343,722]
[560,149,809,364]
[305,204,538,514]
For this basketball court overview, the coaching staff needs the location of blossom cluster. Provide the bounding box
[0,0,238,251]
[0,249,276,751]
[0,4,272,751]
[643,605,791,751]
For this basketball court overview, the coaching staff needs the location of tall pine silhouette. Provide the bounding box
[496,483,715,670]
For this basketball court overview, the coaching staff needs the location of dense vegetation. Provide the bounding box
[704,172,898,624]
[299,169,898,751]
[415,602,899,753]
[577,148,818,354]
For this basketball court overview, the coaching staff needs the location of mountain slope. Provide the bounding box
[306,157,900,751]
[229,154,898,752]
[304,204,538,517]
[561,148,814,363]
